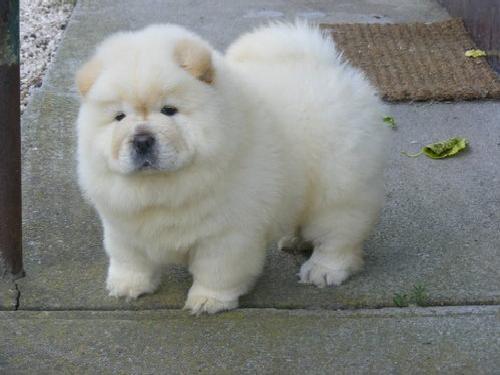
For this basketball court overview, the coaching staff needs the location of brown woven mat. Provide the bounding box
[321,19,500,101]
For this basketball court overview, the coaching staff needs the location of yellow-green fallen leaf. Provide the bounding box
[383,116,396,129]
[402,137,469,159]
[465,49,487,58]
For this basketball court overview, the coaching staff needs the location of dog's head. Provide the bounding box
[76,25,225,176]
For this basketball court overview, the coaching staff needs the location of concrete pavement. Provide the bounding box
[2,306,499,374]
[2,0,499,373]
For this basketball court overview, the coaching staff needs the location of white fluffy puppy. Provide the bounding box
[76,22,389,314]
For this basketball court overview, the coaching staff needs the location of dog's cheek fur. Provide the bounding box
[78,112,112,173]
[110,122,133,162]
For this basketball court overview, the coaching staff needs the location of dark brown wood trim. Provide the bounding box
[0,0,23,278]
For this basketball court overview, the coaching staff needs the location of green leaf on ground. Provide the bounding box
[465,49,487,58]
[383,116,396,129]
[402,137,469,159]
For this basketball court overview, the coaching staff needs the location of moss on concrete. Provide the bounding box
[1,307,499,373]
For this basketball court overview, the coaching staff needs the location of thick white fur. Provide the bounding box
[77,22,390,314]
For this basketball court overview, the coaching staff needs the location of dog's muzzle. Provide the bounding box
[132,132,157,170]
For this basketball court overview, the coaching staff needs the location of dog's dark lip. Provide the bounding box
[130,159,160,173]
[138,161,158,171]
[141,160,153,168]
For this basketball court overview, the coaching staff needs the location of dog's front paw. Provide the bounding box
[298,258,351,288]
[106,270,159,300]
[184,294,238,315]
[184,285,239,315]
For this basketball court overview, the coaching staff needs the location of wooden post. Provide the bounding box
[0,0,22,278]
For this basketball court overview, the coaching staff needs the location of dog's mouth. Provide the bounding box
[140,159,154,169]
[133,156,159,172]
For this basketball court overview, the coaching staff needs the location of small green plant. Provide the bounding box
[393,293,409,307]
[411,284,429,306]
[393,284,430,307]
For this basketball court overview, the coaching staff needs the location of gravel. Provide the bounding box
[20,0,74,113]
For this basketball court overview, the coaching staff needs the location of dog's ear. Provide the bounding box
[173,39,214,84]
[76,58,102,96]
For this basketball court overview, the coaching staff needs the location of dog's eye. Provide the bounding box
[115,112,126,122]
[161,105,178,116]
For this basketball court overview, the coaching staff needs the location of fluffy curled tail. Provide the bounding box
[225,21,342,66]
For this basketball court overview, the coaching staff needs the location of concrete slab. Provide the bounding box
[0,280,18,311]
[1,306,499,374]
[18,0,500,311]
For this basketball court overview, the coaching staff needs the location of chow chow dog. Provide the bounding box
[76,22,389,314]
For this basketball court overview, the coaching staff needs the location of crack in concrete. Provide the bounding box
[13,282,20,310]
[12,300,500,313]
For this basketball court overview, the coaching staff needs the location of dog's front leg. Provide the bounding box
[185,231,266,314]
[104,231,161,300]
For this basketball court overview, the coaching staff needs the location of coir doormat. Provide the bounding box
[321,19,500,101]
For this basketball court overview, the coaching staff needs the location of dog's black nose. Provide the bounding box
[133,133,155,155]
